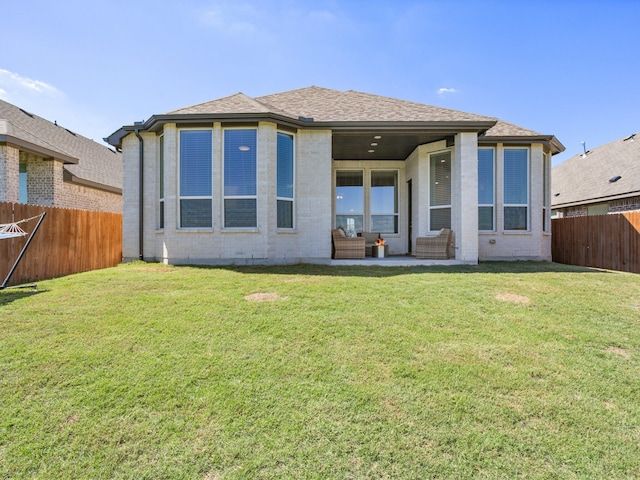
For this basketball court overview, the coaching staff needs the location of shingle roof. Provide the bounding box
[0,99,121,191]
[168,86,496,123]
[484,119,541,137]
[552,133,640,208]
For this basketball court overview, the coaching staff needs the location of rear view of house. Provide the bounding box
[0,99,122,213]
[107,86,564,264]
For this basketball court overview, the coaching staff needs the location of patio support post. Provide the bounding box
[453,132,479,262]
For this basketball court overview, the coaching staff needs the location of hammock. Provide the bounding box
[0,215,41,240]
[1,212,46,289]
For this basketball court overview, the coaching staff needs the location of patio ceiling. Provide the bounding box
[332,131,453,161]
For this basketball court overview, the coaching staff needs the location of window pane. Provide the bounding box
[180,199,212,228]
[336,171,363,214]
[371,171,398,214]
[277,199,293,229]
[372,215,398,234]
[504,149,528,204]
[504,206,527,230]
[277,133,294,199]
[180,130,211,197]
[19,161,27,203]
[335,215,363,235]
[224,129,256,196]
[430,208,451,231]
[225,199,257,228]
[478,206,493,231]
[478,149,494,204]
[430,152,451,206]
[159,136,164,199]
[159,201,165,229]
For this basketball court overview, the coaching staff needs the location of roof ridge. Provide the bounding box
[167,92,270,114]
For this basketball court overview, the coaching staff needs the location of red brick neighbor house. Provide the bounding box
[552,132,640,217]
[0,99,122,213]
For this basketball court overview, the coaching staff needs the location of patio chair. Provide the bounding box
[415,228,452,259]
[332,228,365,259]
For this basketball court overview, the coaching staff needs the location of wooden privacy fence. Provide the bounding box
[0,202,122,287]
[552,211,640,273]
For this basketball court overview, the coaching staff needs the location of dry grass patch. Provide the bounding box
[495,292,530,304]
[244,292,286,302]
[607,346,631,359]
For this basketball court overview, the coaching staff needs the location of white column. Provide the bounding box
[453,132,479,262]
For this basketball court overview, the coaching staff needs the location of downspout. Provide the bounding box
[134,124,144,260]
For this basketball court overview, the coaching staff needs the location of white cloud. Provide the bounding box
[0,69,110,145]
[437,87,457,96]
[197,5,257,34]
[0,69,62,99]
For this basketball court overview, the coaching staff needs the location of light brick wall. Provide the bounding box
[453,132,479,262]
[143,123,333,264]
[0,144,19,202]
[122,132,142,261]
[23,152,58,206]
[478,143,552,261]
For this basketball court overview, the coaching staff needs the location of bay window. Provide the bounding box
[277,132,294,229]
[224,129,257,228]
[429,151,451,231]
[179,130,212,228]
[503,148,529,230]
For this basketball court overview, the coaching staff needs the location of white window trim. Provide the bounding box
[478,147,496,232]
[503,147,530,232]
[428,149,452,233]
[222,127,258,230]
[277,130,295,230]
[177,128,213,230]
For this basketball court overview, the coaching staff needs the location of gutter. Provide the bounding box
[134,125,144,261]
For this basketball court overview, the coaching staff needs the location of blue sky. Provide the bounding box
[1,0,637,165]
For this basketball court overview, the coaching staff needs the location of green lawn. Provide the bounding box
[1,262,639,479]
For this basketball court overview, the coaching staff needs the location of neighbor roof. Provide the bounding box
[552,132,640,209]
[0,99,122,192]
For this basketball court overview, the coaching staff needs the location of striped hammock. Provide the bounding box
[0,215,41,239]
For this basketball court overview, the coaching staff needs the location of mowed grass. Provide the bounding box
[1,262,639,479]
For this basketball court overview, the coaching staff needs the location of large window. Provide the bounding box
[179,130,212,228]
[371,170,398,233]
[158,135,164,229]
[478,148,495,231]
[224,129,257,228]
[430,151,451,231]
[503,148,529,230]
[335,170,363,235]
[543,153,550,232]
[277,132,294,229]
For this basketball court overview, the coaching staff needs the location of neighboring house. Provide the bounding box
[106,86,564,264]
[552,132,640,217]
[0,99,122,213]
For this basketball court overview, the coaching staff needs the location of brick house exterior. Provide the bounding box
[107,86,563,264]
[552,132,640,218]
[0,99,122,213]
